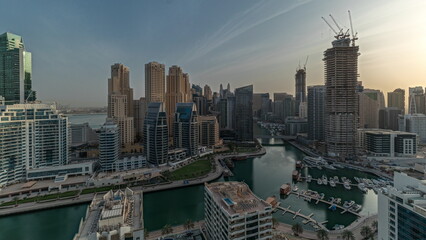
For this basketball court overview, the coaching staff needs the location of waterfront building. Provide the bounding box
[143,102,169,165]
[145,61,165,103]
[73,188,144,240]
[295,67,306,117]
[165,65,192,136]
[99,121,120,171]
[27,161,95,181]
[174,102,199,156]
[285,117,308,136]
[253,93,270,119]
[114,155,147,172]
[198,115,220,148]
[408,86,425,114]
[217,98,228,129]
[307,85,326,141]
[133,97,147,140]
[204,84,213,100]
[399,114,426,144]
[379,107,403,131]
[71,123,98,147]
[226,96,236,130]
[107,63,134,145]
[0,103,69,186]
[0,32,35,104]
[235,85,253,142]
[204,181,273,239]
[358,89,385,128]
[378,172,426,240]
[387,88,405,113]
[324,35,359,158]
[359,129,417,157]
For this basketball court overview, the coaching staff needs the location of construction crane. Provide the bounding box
[348,10,358,46]
[304,56,309,70]
[329,14,343,37]
[321,16,339,39]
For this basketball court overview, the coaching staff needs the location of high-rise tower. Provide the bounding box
[107,63,134,145]
[295,67,306,116]
[387,88,405,114]
[323,13,360,158]
[0,32,35,104]
[235,85,253,141]
[145,61,165,104]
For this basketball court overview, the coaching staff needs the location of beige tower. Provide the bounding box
[387,88,405,114]
[145,61,165,103]
[204,84,213,100]
[107,63,134,145]
[165,65,192,136]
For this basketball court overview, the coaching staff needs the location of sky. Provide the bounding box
[1,0,425,107]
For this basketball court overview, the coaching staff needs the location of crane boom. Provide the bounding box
[321,16,339,38]
[304,56,309,70]
[348,10,358,46]
[329,14,343,35]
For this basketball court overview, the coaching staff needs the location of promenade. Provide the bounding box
[0,148,266,217]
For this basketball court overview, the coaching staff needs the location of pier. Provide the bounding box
[275,205,328,231]
[290,191,361,217]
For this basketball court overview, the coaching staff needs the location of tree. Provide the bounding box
[184,219,194,230]
[360,226,373,240]
[341,230,355,240]
[316,229,329,240]
[161,224,173,235]
[292,223,303,236]
[371,220,378,232]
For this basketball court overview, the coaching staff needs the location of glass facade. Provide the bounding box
[397,205,426,239]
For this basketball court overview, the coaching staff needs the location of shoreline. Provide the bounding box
[0,149,266,217]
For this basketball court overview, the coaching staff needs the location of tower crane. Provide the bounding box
[348,10,358,46]
[321,17,339,39]
[329,14,344,37]
[304,56,309,70]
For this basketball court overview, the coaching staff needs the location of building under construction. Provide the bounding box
[323,12,360,158]
[295,62,307,117]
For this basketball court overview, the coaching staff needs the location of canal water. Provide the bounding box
[0,123,378,239]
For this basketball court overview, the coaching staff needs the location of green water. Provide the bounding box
[0,125,379,239]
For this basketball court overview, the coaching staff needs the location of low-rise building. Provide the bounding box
[378,172,426,240]
[73,188,144,240]
[114,156,147,172]
[204,181,273,239]
[27,161,95,181]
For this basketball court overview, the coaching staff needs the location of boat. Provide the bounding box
[329,204,337,211]
[319,193,325,199]
[329,180,336,187]
[358,183,368,193]
[341,177,347,183]
[324,164,336,170]
[350,204,362,212]
[280,183,291,195]
[307,175,312,183]
[332,224,345,230]
[344,182,351,190]
[328,197,335,202]
[316,165,323,170]
[354,177,361,183]
[296,161,303,168]
[333,164,344,169]
[343,201,355,208]
[292,170,299,180]
[317,178,323,185]
[322,175,328,185]
[334,176,339,182]
[293,185,299,192]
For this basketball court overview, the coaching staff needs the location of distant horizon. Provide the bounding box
[1,0,425,107]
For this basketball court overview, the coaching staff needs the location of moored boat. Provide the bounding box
[344,182,351,190]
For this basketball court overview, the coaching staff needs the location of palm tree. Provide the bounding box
[184,219,194,230]
[291,223,303,236]
[360,226,373,240]
[371,220,378,232]
[341,230,355,240]
[272,217,278,229]
[316,229,329,240]
[161,224,173,234]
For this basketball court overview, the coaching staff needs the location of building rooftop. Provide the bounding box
[205,182,270,215]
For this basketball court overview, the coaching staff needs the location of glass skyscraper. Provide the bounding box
[235,85,253,141]
[0,32,35,104]
[143,102,169,165]
[174,102,199,156]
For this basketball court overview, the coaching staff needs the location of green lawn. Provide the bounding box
[167,159,212,181]
[81,185,127,195]
[0,190,79,207]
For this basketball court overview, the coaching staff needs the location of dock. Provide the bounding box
[276,205,328,231]
[291,191,361,217]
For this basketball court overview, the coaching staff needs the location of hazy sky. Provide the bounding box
[1,0,425,107]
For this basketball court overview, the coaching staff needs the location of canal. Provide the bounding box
[0,124,378,239]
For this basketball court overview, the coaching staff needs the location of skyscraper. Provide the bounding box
[198,115,220,148]
[0,32,35,104]
[324,36,359,158]
[99,121,120,171]
[358,89,385,128]
[295,67,306,116]
[204,84,213,100]
[107,63,134,145]
[307,85,326,141]
[165,65,192,136]
[133,97,147,140]
[174,102,199,156]
[0,103,69,186]
[145,61,165,103]
[235,85,253,141]
[408,86,425,114]
[379,107,403,131]
[143,102,169,165]
[387,88,405,113]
